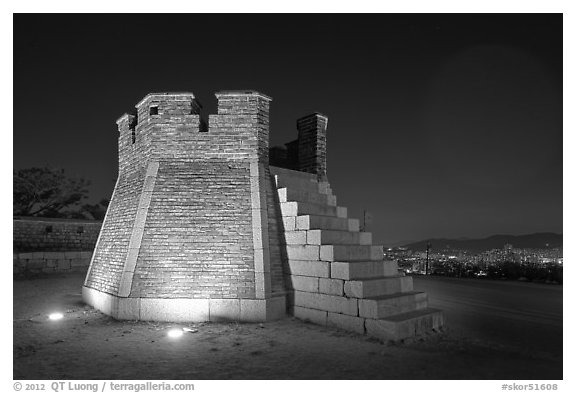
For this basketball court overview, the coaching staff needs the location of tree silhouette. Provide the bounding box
[13,167,90,217]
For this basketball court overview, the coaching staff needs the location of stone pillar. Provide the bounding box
[296,113,328,180]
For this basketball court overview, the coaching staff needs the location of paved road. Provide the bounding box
[413,275,563,357]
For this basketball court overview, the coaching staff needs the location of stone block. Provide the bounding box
[348,219,360,232]
[320,245,383,261]
[326,194,337,206]
[327,312,365,334]
[293,306,327,326]
[359,232,372,245]
[286,245,320,260]
[364,308,444,341]
[266,296,287,320]
[140,298,210,322]
[293,291,358,316]
[344,276,413,298]
[56,259,71,270]
[318,278,344,296]
[116,297,141,320]
[358,291,428,319]
[27,259,45,270]
[209,299,240,322]
[280,202,298,216]
[71,258,89,267]
[83,286,115,316]
[306,229,321,245]
[284,231,307,245]
[288,275,319,292]
[282,216,296,231]
[331,260,398,280]
[287,260,330,278]
[235,297,286,323]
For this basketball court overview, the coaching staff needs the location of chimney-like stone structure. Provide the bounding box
[297,113,328,180]
[84,89,443,340]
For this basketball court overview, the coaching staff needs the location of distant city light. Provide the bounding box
[167,329,184,338]
[48,313,64,321]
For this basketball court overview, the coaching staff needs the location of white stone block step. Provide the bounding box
[270,166,317,181]
[292,290,358,316]
[281,201,347,218]
[287,259,330,277]
[320,245,383,261]
[358,291,428,319]
[365,308,444,341]
[286,245,320,261]
[306,229,372,245]
[296,215,360,232]
[274,175,323,194]
[331,260,399,280]
[277,187,337,206]
[344,275,414,298]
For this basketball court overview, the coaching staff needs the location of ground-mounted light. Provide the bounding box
[48,313,64,321]
[167,328,184,338]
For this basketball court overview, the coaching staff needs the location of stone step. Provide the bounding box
[270,166,317,182]
[331,260,399,280]
[277,187,337,206]
[286,245,321,261]
[343,275,414,298]
[358,291,428,319]
[280,201,347,218]
[296,215,360,232]
[320,245,383,261]
[365,308,444,341]
[273,175,332,195]
[273,175,323,194]
[306,229,372,245]
[291,290,358,316]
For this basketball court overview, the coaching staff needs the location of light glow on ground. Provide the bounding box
[167,328,184,338]
[48,313,64,321]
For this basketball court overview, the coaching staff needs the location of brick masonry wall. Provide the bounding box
[85,91,277,301]
[85,167,146,295]
[130,161,255,299]
[297,113,328,180]
[13,218,102,252]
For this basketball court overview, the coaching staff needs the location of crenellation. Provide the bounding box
[83,88,442,340]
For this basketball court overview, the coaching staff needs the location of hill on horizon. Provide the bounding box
[400,232,562,252]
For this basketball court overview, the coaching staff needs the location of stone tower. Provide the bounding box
[83,90,443,340]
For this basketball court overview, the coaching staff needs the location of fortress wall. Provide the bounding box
[13,217,102,252]
[130,161,255,299]
[84,167,146,295]
[85,91,277,302]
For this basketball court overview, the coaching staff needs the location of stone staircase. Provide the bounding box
[271,166,443,341]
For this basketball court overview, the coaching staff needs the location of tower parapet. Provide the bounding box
[84,88,443,340]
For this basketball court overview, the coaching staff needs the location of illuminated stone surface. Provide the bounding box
[83,90,443,338]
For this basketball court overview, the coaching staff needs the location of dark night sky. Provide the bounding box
[13,14,563,245]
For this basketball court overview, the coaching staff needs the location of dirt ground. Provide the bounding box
[13,272,562,380]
